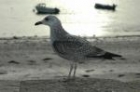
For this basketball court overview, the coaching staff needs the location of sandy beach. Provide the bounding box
[0,36,140,92]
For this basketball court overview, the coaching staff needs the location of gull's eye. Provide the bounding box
[45,17,49,21]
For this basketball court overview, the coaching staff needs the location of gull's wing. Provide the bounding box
[52,35,122,59]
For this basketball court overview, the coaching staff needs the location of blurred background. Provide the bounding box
[0,0,140,37]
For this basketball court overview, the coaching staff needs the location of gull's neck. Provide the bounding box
[50,23,68,42]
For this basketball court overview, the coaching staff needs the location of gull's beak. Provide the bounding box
[35,21,43,26]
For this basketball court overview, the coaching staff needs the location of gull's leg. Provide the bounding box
[73,62,77,79]
[68,62,74,79]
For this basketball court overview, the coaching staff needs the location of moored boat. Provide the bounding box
[95,3,117,11]
[35,3,60,14]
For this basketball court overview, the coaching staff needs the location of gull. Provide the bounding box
[35,16,124,79]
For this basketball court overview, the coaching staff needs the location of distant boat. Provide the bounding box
[35,3,60,14]
[95,3,117,11]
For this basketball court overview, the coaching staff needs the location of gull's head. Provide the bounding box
[35,16,61,27]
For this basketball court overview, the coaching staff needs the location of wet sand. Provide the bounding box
[0,36,140,92]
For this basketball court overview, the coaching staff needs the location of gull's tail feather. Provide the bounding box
[104,52,126,60]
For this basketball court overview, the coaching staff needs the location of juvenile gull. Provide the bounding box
[35,16,124,79]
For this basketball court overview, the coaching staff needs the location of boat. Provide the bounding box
[95,3,117,11]
[35,3,60,14]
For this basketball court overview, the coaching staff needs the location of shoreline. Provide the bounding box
[0,34,140,40]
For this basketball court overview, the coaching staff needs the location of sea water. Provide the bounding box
[0,0,140,37]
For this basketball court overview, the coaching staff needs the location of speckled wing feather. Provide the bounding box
[52,40,83,55]
[52,34,88,54]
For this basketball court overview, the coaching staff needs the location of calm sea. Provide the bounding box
[0,0,140,37]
